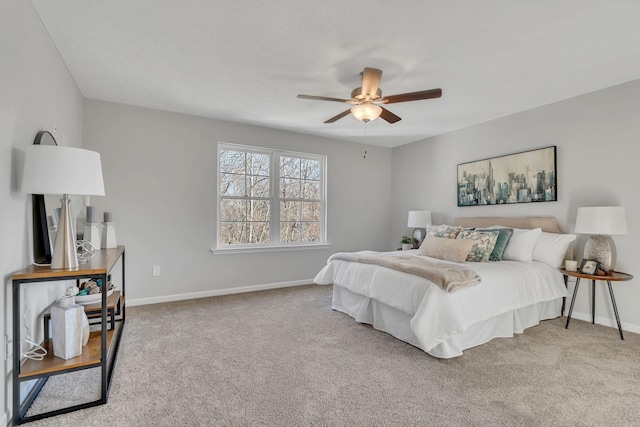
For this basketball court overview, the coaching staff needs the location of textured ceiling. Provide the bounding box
[32,0,640,147]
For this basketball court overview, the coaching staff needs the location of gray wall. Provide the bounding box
[83,99,393,304]
[391,79,640,333]
[1,1,84,423]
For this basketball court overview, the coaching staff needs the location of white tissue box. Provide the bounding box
[50,303,84,360]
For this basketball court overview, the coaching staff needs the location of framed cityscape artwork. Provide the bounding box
[457,146,557,207]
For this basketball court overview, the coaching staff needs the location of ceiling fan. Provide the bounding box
[297,67,442,124]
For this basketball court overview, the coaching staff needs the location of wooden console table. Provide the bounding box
[10,246,126,424]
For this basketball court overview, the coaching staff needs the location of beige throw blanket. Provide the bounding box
[328,252,481,293]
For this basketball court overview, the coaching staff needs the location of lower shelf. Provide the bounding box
[19,328,116,378]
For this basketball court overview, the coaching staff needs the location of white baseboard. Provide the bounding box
[567,311,640,335]
[127,279,314,307]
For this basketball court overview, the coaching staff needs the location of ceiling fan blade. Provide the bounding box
[297,94,351,103]
[382,88,442,104]
[360,68,383,99]
[379,107,401,124]
[324,109,352,123]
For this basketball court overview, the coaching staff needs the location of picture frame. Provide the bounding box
[579,259,601,276]
[457,146,557,206]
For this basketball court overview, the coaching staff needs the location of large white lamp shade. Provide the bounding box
[407,210,432,248]
[574,206,627,273]
[21,145,105,269]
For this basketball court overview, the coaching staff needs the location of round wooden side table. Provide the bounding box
[560,268,633,340]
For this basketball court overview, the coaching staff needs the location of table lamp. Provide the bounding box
[407,210,432,248]
[21,145,105,269]
[574,206,627,274]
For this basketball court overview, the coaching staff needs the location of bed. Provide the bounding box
[314,217,573,358]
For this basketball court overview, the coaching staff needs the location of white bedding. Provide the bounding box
[314,250,567,356]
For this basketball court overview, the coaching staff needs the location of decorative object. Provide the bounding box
[101,215,117,249]
[50,296,84,360]
[457,146,557,206]
[580,259,601,275]
[84,205,101,249]
[455,229,500,262]
[416,235,476,263]
[401,236,413,251]
[474,228,514,261]
[76,240,97,263]
[21,144,105,269]
[574,206,627,274]
[426,224,462,239]
[565,260,578,272]
[408,210,432,248]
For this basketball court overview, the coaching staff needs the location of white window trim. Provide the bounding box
[210,243,332,255]
[215,142,327,251]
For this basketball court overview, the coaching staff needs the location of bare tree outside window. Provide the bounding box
[218,144,325,248]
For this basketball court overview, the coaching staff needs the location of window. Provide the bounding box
[217,143,326,249]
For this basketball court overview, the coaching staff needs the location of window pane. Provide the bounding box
[280,178,300,199]
[220,199,246,221]
[220,222,246,245]
[248,153,270,176]
[280,201,300,222]
[220,173,245,196]
[220,150,246,174]
[248,222,270,244]
[301,180,320,199]
[248,200,270,222]
[301,202,320,222]
[301,222,320,242]
[301,159,320,180]
[280,221,300,243]
[280,157,301,178]
[248,175,269,197]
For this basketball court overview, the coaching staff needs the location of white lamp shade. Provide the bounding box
[407,210,432,228]
[21,145,106,196]
[574,206,627,235]
[351,104,382,122]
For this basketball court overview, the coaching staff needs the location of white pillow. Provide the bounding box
[532,232,576,268]
[488,227,542,262]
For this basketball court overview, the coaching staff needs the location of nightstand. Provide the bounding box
[560,268,633,340]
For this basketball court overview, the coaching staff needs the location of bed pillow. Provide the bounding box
[456,230,500,262]
[426,224,462,239]
[499,227,542,262]
[532,232,576,268]
[417,235,476,263]
[475,228,514,261]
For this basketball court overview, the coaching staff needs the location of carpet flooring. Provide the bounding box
[23,284,640,426]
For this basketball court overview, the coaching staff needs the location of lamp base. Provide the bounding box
[584,235,616,274]
[51,194,79,269]
[412,228,426,249]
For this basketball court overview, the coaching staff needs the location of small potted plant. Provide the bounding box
[401,236,413,251]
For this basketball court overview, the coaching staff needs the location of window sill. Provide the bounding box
[210,243,332,255]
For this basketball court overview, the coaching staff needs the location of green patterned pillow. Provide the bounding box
[456,230,500,262]
[475,228,514,261]
[426,224,462,239]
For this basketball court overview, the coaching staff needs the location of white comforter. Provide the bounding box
[313,250,567,352]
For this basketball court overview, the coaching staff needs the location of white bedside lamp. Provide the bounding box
[21,145,105,269]
[408,210,432,248]
[574,206,627,274]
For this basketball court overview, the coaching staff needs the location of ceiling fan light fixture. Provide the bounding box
[351,104,382,123]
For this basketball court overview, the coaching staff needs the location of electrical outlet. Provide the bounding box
[152,266,161,277]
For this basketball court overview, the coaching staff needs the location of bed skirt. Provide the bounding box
[331,284,562,358]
